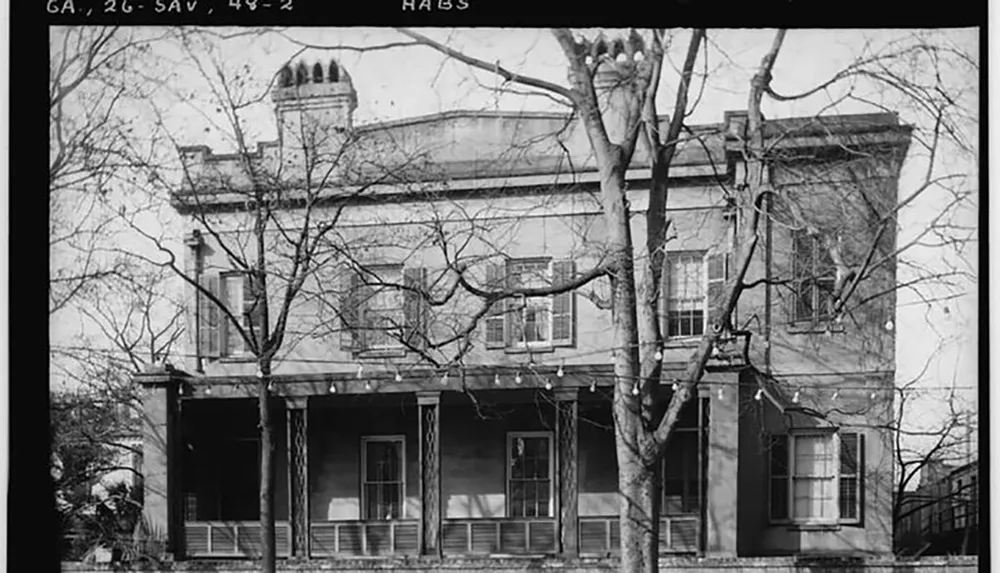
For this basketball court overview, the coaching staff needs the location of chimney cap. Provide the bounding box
[272,58,357,106]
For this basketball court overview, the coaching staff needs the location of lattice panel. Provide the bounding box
[288,407,309,556]
[420,402,440,554]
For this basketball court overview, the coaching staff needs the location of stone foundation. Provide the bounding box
[62,556,979,573]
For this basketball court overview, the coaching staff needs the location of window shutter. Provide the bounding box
[706,252,728,332]
[219,275,230,357]
[485,263,505,349]
[551,260,576,347]
[859,433,866,522]
[340,270,362,352]
[506,265,523,347]
[242,273,256,353]
[199,274,221,359]
[768,434,789,521]
[403,267,427,348]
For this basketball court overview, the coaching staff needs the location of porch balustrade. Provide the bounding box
[578,516,700,555]
[184,521,291,557]
[442,518,557,555]
[309,520,420,556]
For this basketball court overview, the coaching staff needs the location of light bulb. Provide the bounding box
[205,385,212,396]
[395,372,403,383]
[792,390,800,404]
[589,381,597,393]
[557,364,565,378]
[671,382,679,392]
[754,388,763,401]
[515,372,522,385]
[631,384,640,396]
[544,380,553,391]
[356,364,364,378]
[365,380,372,391]
[267,380,274,392]
[885,320,894,331]
[256,369,264,378]
[494,373,501,386]
[654,350,663,361]
[441,373,449,386]
[328,382,337,394]
[870,391,877,401]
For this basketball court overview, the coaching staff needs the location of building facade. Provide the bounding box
[896,460,979,555]
[137,57,912,563]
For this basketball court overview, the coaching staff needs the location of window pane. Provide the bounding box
[840,434,859,474]
[794,478,836,519]
[770,436,789,476]
[666,254,706,337]
[794,435,834,477]
[770,476,789,520]
[839,476,859,519]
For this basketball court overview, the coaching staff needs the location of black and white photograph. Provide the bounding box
[43,25,981,573]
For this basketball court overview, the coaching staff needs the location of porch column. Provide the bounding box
[286,396,310,558]
[555,388,579,556]
[134,364,184,559]
[417,391,442,557]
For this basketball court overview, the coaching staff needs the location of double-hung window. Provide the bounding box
[769,431,864,524]
[197,271,265,359]
[663,251,729,339]
[507,432,553,518]
[485,259,575,350]
[361,436,405,520]
[791,230,837,323]
[340,265,428,355]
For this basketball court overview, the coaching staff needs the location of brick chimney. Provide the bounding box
[272,59,357,154]
[575,31,647,147]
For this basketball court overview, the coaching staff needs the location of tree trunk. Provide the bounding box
[258,361,276,573]
[618,443,660,573]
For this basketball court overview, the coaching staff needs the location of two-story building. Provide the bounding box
[135,56,911,565]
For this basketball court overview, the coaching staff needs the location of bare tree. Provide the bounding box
[72,27,974,572]
[49,27,173,316]
[323,28,974,572]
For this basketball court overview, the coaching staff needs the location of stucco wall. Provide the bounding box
[734,370,895,557]
[308,395,421,521]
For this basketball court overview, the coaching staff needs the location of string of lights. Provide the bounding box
[52,342,976,394]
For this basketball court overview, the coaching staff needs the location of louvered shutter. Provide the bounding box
[506,264,522,347]
[403,267,427,348]
[198,274,221,359]
[244,272,265,353]
[705,252,730,333]
[340,270,362,352]
[551,260,575,347]
[485,263,505,349]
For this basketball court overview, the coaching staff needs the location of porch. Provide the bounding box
[178,387,708,560]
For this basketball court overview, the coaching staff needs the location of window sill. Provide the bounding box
[770,521,843,532]
[355,348,408,359]
[786,322,845,335]
[663,337,703,349]
[503,346,557,355]
[218,354,256,363]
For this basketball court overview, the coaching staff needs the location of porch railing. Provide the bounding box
[184,521,291,557]
[578,516,699,555]
[442,518,557,555]
[309,520,419,557]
